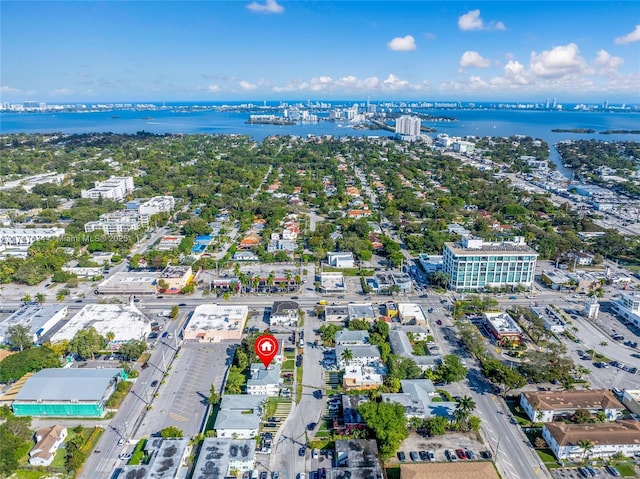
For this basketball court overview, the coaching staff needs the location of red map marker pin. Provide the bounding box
[255,334,279,368]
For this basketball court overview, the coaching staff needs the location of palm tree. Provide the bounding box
[22,293,32,304]
[576,439,593,460]
[106,331,116,356]
[457,395,476,414]
[267,271,275,293]
[35,293,46,305]
[340,348,353,365]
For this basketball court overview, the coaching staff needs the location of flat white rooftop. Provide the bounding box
[97,272,159,294]
[51,303,150,343]
[186,304,248,333]
[398,303,427,323]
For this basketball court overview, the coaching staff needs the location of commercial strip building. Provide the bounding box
[0,304,68,345]
[191,438,256,479]
[397,303,429,326]
[542,420,640,460]
[483,312,523,346]
[348,303,378,323]
[442,236,537,291]
[96,272,159,295]
[12,368,126,417]
[269,300,299,328]
[530,306,566,333]
[320,271,346,293]
[520,390,625,423]
[184,304,248,343]
[50,303,151,346]
[157,265,194,294]
[214,395,267,439]
[80,176,134,201]
[327,251,355,268]
[116,438,190,479]
[611,291,640,328]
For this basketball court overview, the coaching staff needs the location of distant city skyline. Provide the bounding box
[1,1,639,103]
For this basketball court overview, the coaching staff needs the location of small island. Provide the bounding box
[551,128,596,133]
[600,129,640,135]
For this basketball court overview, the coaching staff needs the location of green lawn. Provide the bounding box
[536,449,562,468]
[282,359,295,371]
[385,466,401,479]
[615,463,637,477]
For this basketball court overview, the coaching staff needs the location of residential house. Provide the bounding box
[335,344,381,369]
[335,329,369,345]
[246,363,281,397]
[214,395,267,439]
[381,379,456,420]
[29,425,67,466]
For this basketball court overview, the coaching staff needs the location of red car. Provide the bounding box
[455,449,466,460]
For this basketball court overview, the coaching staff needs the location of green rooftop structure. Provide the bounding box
[12,368,126,417]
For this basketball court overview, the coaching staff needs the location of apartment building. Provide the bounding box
[443,236,538,291]
[80,176,134,201]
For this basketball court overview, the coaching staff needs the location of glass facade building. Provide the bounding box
[443,236,538,291]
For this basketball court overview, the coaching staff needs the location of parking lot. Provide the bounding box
[136,341,235,438]
[390,432,489,465]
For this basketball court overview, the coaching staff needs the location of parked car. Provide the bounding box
[260,472,268,479]
[465,450,476,460]
[428,451,435,461]
[480,450,493,459]
[605,465,620,477]
[410,451,419,461]
[455,449,466,460]
[445,450,457,462]
[150,380,158,387]
[298,447,306,457]
[419,451,429,461]
[397,451,406,461]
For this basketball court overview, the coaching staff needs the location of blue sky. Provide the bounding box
[1,1,639,103]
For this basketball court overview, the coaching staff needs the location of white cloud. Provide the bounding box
[614,25,640,44]
[239,80,257,90]
[246,0,284,14]
[593,50,624,70]
[208,84,221,92]
[458,9,506,31]
[460,51,491,68]
[383,74,409,91]
[529,43,588,79]
[270,73,427,94]
[51,88,73,95]
[387,35,416,51]
[501,60,529,85]
[0,85,21,93]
